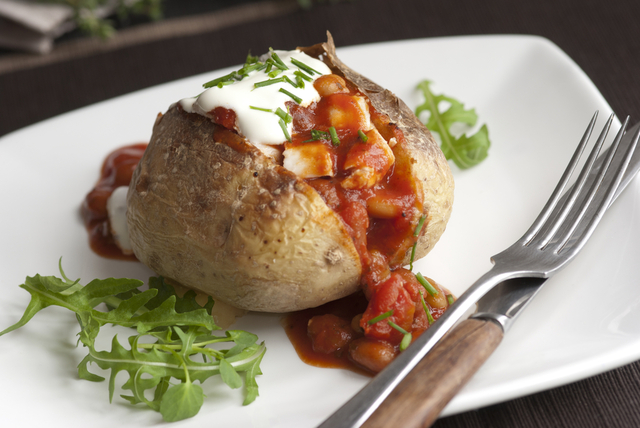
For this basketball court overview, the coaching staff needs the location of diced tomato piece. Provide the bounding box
[361,273,415,344]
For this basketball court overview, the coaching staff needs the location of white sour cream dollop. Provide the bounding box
[179,50,331,146]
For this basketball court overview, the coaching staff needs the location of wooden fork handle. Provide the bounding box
[362,318,504,428]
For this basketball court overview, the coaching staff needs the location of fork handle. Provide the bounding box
[361,319,503,428]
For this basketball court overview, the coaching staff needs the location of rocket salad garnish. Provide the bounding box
[0,260,265,422]
[415,80,491,169]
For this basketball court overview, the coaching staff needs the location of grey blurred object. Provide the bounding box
[0,0,146,54]
[0,0,76,53]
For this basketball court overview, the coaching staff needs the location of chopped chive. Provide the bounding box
[278,118,291,142]
[254,77,286,88]
[245,51,259,65]
[279,88,302,104]
[387,320,409,335]
[399,332,412,351]
[268,69,282,78]
[269,48,289,70]
[367,310,394,325]
[416,272,438,296]
[328,126,340,146]
[447,294,454,305]
[358,130,368,142]
[388,320,412,351]
[302,129,330,143]
[203,72,236,88]
[291,57,321,75]
[217,80,235,88]
[265,61,273,73]
[250,106,273,113]
[295,75,305,89]
[238,62,263,75]
[275,107,292,124]
[414,215,426,236]
[409,242,417,271]
[420,291,435,325]
[294,70,313,82]
[284,76,299,88]
[311,129,329,139]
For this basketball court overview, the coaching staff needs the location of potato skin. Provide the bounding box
[127,33,454,312]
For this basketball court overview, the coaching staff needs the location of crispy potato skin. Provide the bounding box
[127,108,362,312]
[127,33,454,312]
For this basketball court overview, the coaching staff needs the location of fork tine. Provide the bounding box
[554,116,630,251]
[522,112,599,245]
[557,117,639,256]
[534,113,615,249]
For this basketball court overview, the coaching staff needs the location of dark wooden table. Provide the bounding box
[2,0,640,426]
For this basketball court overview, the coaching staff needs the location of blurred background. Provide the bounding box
[1,0,639,138]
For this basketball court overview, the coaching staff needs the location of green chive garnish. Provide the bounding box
[283,76,299,88]
[275,107,292,124]
[414,215,426,236]
[447,294,454,305]
[387,320,409,335]
[279,88,302,104]
[416,272,438,296]
[367,310,394,325]
[245,52,259,65]
[302,129,330,143]
[409,243,417,271]
[294,70,313,82]
[420,291,435,325]
[269,48,289,70]
[203,72,236,88]
[329,126,340,146]
[291,57,321,75]
[268,69,283,78]
[358,130,368,142]
[254,77,286,88]
[238,62,263,76]
[388,320,412,351]
[278,118,291,142]
[250,106,273,113]
[399,332,412,351]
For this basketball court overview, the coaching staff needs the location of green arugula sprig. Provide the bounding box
[0,260,266,422]
[415,80,491,169]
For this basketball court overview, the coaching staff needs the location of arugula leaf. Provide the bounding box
[415,80,491,169]
[0,261,266,422]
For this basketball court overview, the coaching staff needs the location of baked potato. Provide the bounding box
[126,32,454,313]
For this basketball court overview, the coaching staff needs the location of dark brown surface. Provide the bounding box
[364,319,503,428]
[2,0,640,426]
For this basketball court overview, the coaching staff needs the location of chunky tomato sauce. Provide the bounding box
[81,143,147,260]
[281,74,452,373]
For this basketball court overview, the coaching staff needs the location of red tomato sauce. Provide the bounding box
[81,143,147,261]
[282,75,452,374]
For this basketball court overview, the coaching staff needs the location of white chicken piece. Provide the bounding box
[341,128,395,189]
[327,95,373,132]
[283,141,335,179]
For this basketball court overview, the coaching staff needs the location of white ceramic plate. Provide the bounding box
[1,35,638,427]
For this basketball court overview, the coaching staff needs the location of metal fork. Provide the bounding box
[318,112,640,428]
